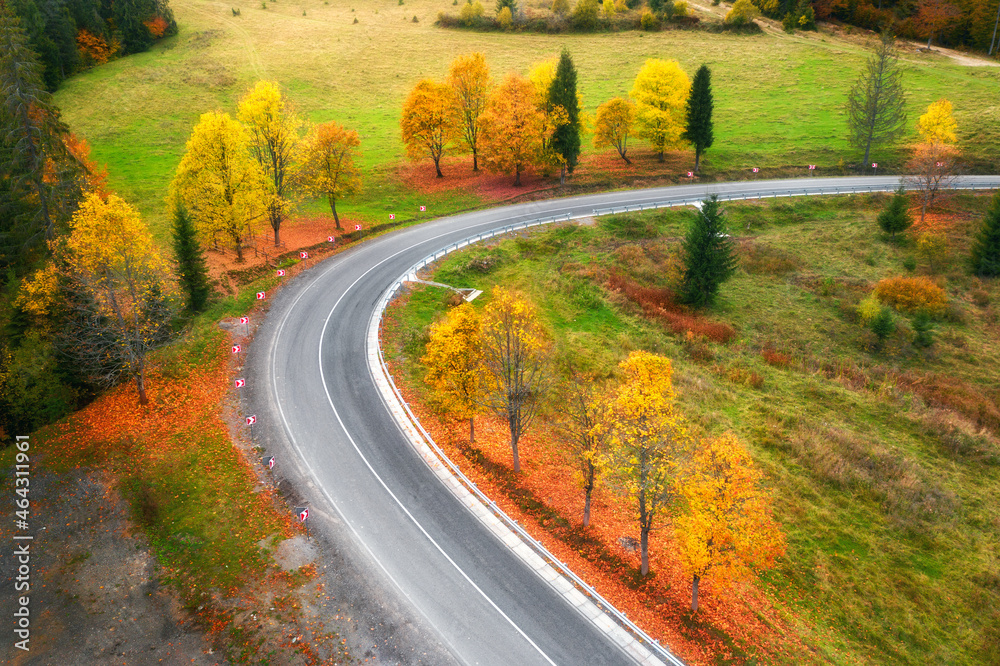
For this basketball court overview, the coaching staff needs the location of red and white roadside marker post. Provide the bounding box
[355,223,363,240]
[296,506,309,537]
[246,414,256,441]
[327,236,335,244]
[256,291,266,301]
[235,378,245,389]
[872,162,878,175]
[808,164,817,175]
[419,205,426,212]
[687,171,694,178]
[299,250,309,270]
[232,343,242,365]
[262,455,275,470]
[276,269,285,278]
[240,316,249,335]
[752,167,760,176]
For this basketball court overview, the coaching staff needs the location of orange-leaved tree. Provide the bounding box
[238,80,302,246]
[401,79,460,178]
[170,111,270,262]
[557,370,610,527]
[630,58,691,162]
[674,433,785,612]
[479,287,550,472]
[447,52,492,171]
[298,121,362,230]
[52,193,176,404]
[422,301,482,442]
[594,97,636,164]
[478,73,547,186]
[598,351,690,576]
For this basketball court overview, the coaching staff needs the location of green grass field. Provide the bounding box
[387,193,1000,664]
[54,0,1000,244]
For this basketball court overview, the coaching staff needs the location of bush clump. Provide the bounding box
[874,276,948,317]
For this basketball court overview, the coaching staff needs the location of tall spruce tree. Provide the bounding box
[680,195,737,308]
[846,33,907,166]
[0,7,80,263]
[682,64,714,173]
[171,204,211,312]
[877,186,913,240]
[548,48,581,184]
[970,191,1000,278]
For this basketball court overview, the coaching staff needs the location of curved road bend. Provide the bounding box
[252,176,999,665]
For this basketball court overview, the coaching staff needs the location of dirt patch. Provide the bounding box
[0,469,224,665]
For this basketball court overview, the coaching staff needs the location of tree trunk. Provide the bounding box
[583,462,594,527]
[510,431,520,473]
[583,490,592,527]
[469,416,475,443]
[640,525,650,576]
[235,239,244,263]
[560,164,566,185]
[863,136,872,167]
[927,35,932,50]
[273,221,281,247]
[136,367,149,406]
[329,196,342,230]
[514,166,522,187]
[473,150,479,171]
[434,157,444,178]
[694,148,701,173]
[621,150,632,165]
[691,574,700,612]
[657,150,664,163]
[921,196,928,223]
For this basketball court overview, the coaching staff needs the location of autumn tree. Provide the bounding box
[557,370,610,527]
[238,81,302,247]
[422,302,482,442]
[479,287,550,473]
[447,53,492,172]
[917,99,958,145]
[171,204,211,313]
[594,97,636,164]
[599,351,690,576]
[681,64,714,173]
[913,0,962,49]
[548,48,581,184]
[674,433,785,612]
[907,142,957,223]
[970,191,1000,278]
[298,121,362,230]
[56,193,176,405]
[680,195,737,308]
[170,111,270,263]
[630,58,691,162]
[846,33,907,166]
[401,79,459,178]
[876,186,913,240]
[724,0,760,25]
[479,74,547,186]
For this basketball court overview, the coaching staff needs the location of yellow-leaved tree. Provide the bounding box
[630,59,691,162]
[917,98,957,145]
[56,193,176,404]
[238,81,303,247]
[479,287,550,472]
[298,121,362,230]
[599,351,690,575]
[478,74,547,186]
[557,370,610,527]
[401,79,460,178]
[447,53,492,172]
[171,111,270,263]
[422,302,482,442]
[594,97,636,164]
[674,433,785,612]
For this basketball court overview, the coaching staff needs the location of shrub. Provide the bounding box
[877,186,913,240]
[761,346,792,367]
[857,294,882,323]
[571,0,601,29]
[551,0,570,13]
[673,0,688,17]
[874,276,948,316]
[640,8,661,29]
[496,5,513,28]
[912,311,935,348]
[459,0,485,24]
[725,0,760,25]
[869,306,896,349]
[916,231,950,271]
[903,256,917,272]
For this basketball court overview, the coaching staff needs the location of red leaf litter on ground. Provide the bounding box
[385,360,807,665]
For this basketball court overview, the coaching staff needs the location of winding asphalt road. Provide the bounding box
[252,176,999,665]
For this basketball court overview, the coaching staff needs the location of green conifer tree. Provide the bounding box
[970,191,1000,278]
[680,195,737,308]
[877,186,913,240]
[681,64,714,173]
[548,48,581,184]
[171,204,212,312]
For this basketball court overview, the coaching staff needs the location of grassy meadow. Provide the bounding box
[384,193,1000,664]
[54,0,1000,244]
